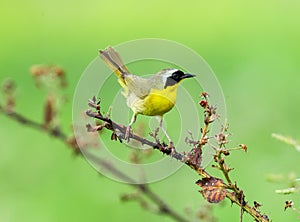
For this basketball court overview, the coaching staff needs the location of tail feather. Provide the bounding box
[99,46,129,87]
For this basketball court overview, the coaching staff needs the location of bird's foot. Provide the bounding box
[124,125,131,143]
[168,141,176,156]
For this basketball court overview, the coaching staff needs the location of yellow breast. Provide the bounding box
[138,84,179,116]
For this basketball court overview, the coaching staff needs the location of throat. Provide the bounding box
[164,78,179,88]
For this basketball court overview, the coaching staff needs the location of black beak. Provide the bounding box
[182,73,196,79]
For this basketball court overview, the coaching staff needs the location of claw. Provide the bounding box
[168,141,176,156]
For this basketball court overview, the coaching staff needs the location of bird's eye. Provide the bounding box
[172,70,183,79]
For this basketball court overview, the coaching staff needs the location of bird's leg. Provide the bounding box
[125,113,136,142]
[158,116,175,154]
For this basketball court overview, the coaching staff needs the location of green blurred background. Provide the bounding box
[1,0,300,221]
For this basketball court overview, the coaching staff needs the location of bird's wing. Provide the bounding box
[124,75,154,99]
[125,73,166,99]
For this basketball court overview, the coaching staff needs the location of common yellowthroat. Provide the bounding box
[99,46,195,143]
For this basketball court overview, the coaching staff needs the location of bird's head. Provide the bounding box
[160,69,195,89]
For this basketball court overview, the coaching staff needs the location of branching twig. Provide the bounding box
[85,94,270,222]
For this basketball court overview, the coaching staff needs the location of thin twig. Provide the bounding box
[0,105,67,141]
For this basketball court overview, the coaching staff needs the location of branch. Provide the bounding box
[0,105,67,141]
[86,95,270,222]
[86,108,210,178]
[0,104,189,222]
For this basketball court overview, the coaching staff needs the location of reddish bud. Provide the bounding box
[239,144,248,152]
[223,150,230,156]
[199,100,208,108]
[201,92,209,98]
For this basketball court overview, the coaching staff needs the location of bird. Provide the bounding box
[99,46,195,145]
